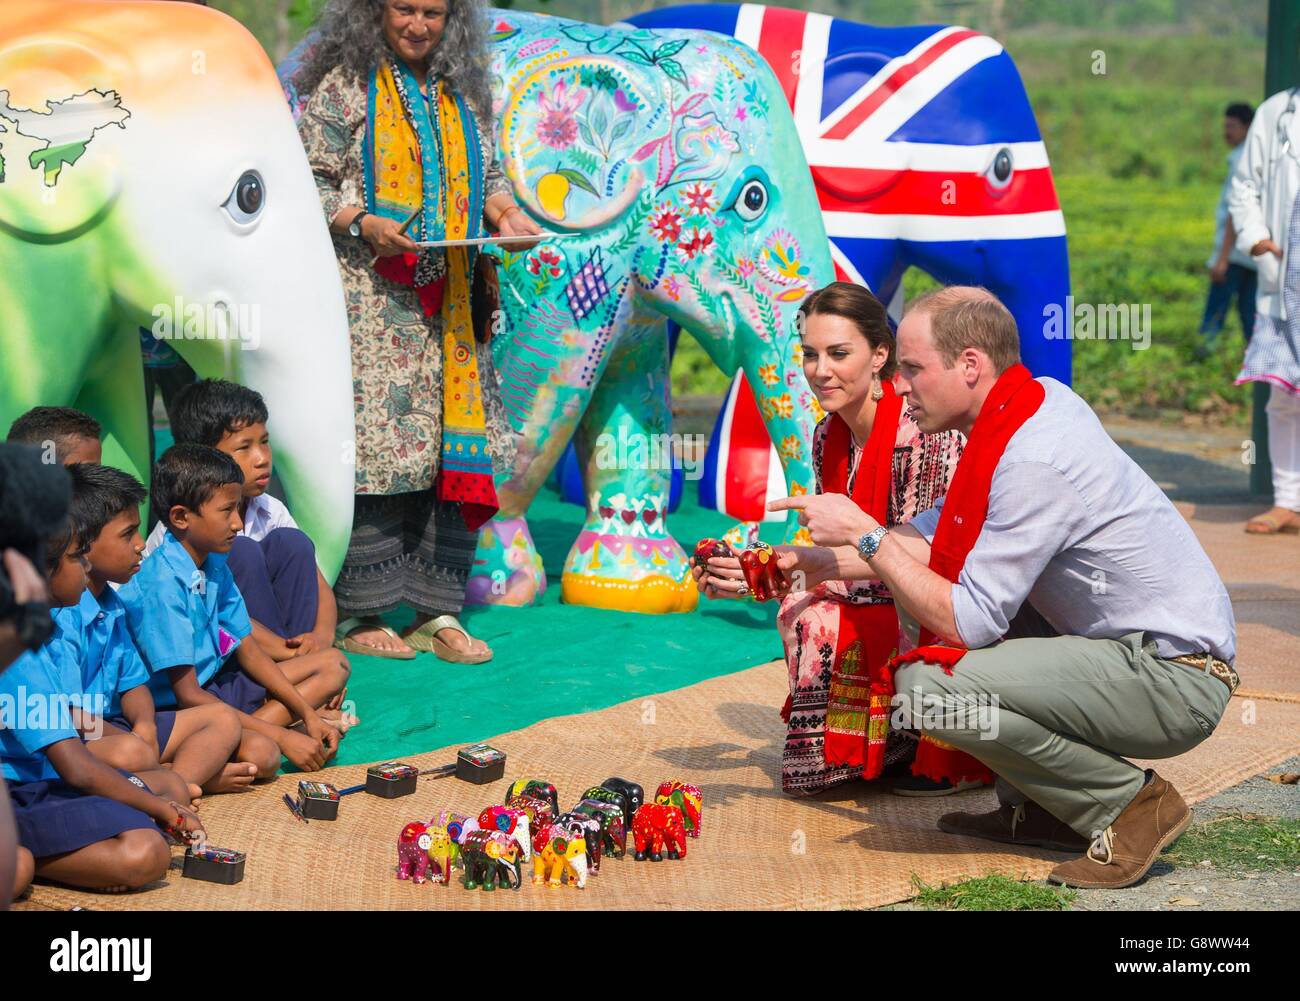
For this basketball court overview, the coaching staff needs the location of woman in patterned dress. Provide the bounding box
[294,0,540,662]
[694,283,975,796]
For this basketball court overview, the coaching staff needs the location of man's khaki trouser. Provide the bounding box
[893,628,1232,838]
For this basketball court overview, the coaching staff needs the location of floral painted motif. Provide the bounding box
[537,79,587,150]
[527,247,564,279]
[680,181,717,215]
[675,226,714,262]
[758,363,779,387]
[651,204,683,243]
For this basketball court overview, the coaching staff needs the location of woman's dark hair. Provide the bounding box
[65,463,147,551]
[1225,102,1254,127]
[295,0,493,116]
[170,379,269,448]
[7,406,101,459]
[151,445,244,528]
[797,282,897,379]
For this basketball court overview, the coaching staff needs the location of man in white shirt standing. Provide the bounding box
[1198,103,1256,359]
[760,287,1237,890]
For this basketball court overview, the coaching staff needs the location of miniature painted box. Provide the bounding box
[456,743,506,784]
[182,846,246,884]
[366,761,419,798]
[297,780,340,820]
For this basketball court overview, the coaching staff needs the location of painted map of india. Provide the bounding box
[0,88,130,186]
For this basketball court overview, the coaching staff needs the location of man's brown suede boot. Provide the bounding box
[937,800,1090,852]
[1048,770,1192,889]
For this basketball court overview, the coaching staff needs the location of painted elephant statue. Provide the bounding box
[654,779,703,838]
[471,9,835,612]
[632,803,687,862]
[574,798,628,859]
[461,829,524,891]
[579,785,630,827]
[426,822,462,885]
[397,821,434,884]
[626,4,1072,523]
[434,808,477,845]
[532,831,589,889]
[601,778,645,821]
[505,779,560,817]
[547,812,603,875]
[505,793,556,837]
[477,805,533,862]
[0,1,355,578]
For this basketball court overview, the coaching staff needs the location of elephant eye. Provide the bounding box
[985,147,1014,189]
[734,178,769,222]
[223,170,266,224]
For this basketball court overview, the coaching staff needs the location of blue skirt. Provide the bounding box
[106,711,177,757]
[205,661,266,715]
[9,770,159,859]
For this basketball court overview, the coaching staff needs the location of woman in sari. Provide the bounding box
[694,283,993,796]
[294,0,541,663]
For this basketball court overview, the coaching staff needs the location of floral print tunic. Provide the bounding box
[298,64,517,496]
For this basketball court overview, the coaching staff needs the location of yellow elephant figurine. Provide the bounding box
[532,833,588,889]
[426,823,461,886]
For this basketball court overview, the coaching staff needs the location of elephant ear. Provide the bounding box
[551,835,568,855]
[417,832,432,851]
[498,57,653,231]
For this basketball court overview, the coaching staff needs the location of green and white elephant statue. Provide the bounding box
[466,11,835,613]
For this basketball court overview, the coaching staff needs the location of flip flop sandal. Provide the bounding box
[334,617,417,660]
[1244,514,1300,535]
[404,614,493,665]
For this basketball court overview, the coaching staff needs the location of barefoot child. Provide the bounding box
[6,406,102,466]
[57,464,249,796]
[0,506,204,892]
[124,445,346,774]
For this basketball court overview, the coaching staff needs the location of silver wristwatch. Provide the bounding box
[856,526,888,563]
[348,211,369,240]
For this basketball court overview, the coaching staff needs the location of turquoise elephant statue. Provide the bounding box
[0,1,356,579]
[464,10,836,613]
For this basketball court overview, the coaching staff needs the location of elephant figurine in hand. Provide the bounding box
[532,831,589,889]
[655,779,703,837]
[632,804,687,862]
[397,821,434,884]
[461,830,524,891]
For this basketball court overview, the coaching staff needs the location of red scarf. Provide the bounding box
[819,382,904,775]
[887,363,1044,785]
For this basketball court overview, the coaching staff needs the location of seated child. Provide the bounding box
[124,445,346,774]
[6,406,102,465]
[145,380,343,676]
[0,504,204,892]
[57,464,251,795]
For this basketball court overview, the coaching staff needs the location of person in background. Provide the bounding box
[1229,87,1300,534]
[1197,103,1256,360]
[6,407,102,466]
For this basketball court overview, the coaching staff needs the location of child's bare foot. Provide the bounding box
[203,762,259,794]
[187,783,204,808]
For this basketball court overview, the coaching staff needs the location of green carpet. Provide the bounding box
[157,426,786,766]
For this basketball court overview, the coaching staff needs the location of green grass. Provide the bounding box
[909,873,1077,911]
[1163,814,1300,872]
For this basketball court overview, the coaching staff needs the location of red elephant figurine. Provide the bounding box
[397,821,434,884]
[632,803,687,862]
[738,542,786,601]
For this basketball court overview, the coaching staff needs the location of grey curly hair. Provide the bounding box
[294,0,494,115]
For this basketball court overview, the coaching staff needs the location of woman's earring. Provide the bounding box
[870,376,884,402]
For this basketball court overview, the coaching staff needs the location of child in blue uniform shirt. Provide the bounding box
[57,464,247,795]
[0,501,203,891]
[122,445,341,774]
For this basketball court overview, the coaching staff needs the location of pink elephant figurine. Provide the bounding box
[397,820,433,884]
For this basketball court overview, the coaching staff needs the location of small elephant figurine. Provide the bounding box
[397,821,434,884]
[579,785,629,827]
[548,812,603,875]
[506,779,559,816]
[632,804,687,862]
[573,798,628,858]
[460,829,523,892]
[477,805,532,862]
[532,831,588,889]
[655,779,703,838]
[600,778,644,823]
[426,822,462,886]
[505,793,555,837]
[433,808,477,845]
